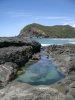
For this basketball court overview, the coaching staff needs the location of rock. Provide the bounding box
[1,37,75,100]
[43,44,75,100]
[63,95,74,100]
[0,37,41,65]
[46,44,75,75]
[67,59,75,75]
[0,82,65,100]
[0,37,27,48]
[32,53,41,60]
[30,41,41,53]
[0,62,18,88]
[67,88,75,98]
[0,36,41,87]
[69,81,75,88]
[0,37,41,51]
[0,46,33,66]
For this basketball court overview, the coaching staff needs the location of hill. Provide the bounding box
[19,23,75,38]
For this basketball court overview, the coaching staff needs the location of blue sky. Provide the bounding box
[0,0,75,37]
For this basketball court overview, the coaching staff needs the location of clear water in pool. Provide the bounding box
[17,56,65,85]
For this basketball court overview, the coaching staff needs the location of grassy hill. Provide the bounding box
[19,23,75,38]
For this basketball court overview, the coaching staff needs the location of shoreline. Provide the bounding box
[30,37,75,39]
[0,44,75,99]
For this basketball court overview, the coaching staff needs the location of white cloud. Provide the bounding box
[63,22,75,27]
[35,16,69,20]
[6,11,32,17]
[63,23,69,25]
[5,11,75,24]
[72,24,75,27]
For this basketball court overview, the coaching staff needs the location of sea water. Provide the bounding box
[30,38,75,46]
[16,38,75,85]
[17,56,65,85]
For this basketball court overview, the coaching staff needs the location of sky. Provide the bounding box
[0,0,75,37]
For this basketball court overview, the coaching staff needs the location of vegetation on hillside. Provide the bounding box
[19,23,75,38]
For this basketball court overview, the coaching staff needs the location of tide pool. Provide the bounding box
[17,56,64,85]
[30,38,75,46]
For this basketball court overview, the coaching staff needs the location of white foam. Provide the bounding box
[69,42,75,44]
[50,38,75,41]
[68,39,75,42]
[41,44,51,46]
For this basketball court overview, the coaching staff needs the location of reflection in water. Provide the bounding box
[17,56,65,85]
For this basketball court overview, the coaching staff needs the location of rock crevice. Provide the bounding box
[0,37,41,87]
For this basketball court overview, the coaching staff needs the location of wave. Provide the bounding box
[50,38,75,41]
[41,44,51,46]
[69,42,75,44]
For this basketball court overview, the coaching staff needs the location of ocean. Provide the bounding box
[30,38,75,46]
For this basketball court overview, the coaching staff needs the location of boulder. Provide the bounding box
[30,41,41,53]
[32,53,40,60]
[0,62,18,88]
[67,58,75,75]
[0,37,41,53]
[0,37,41,87]
[0,46,33,66]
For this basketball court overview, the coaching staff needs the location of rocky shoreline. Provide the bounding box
[45,44,75,100]
[0,37,41,88]
[0,38,75,100]
[46,44,75,75]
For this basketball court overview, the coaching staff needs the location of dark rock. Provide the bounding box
[0,37,41,53]
[0,37,27,48]
[0,36,41,87]
[67,59,75,75]
[0,46,33,66]
[0,37,41,65]
[30,41,41,53]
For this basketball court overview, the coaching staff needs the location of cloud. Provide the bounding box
[6,11,32,18]
[5,11,75,23]
[72,24,75,27]
[35,16,69,20]
[34,16,75,22]
[63,23,69,25]
[63,22,75,27]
